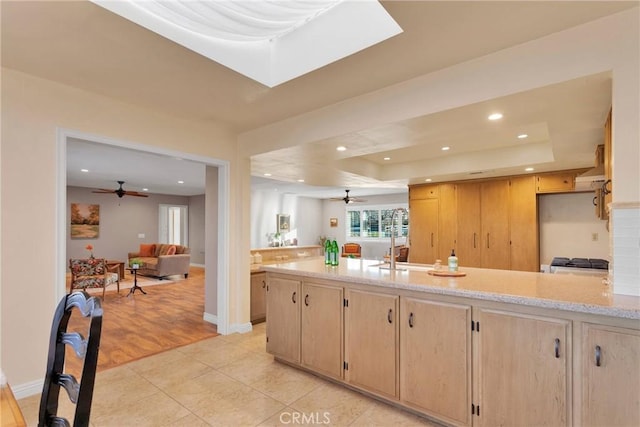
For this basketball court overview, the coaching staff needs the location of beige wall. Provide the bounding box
[0,68,249,388]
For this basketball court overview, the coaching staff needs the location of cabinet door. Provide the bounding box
[408,198,439,264]
[438,183,457,263]
[603,108,612,212]
[345,289,398,399]
[301,282,343,379]
[456,182,481,267]
[477,309,570,426]
[536,173,576,193]
[400,298,471,426]
[509,176,539,272]
[480,180,510,269]
[250,272,267,323]
[265,277,301,363]
[582,324,640,427]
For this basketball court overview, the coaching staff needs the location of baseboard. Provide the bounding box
[202,312,252,335]
[229,322,253,334]
[203,312,217,325]
[12,378,43,399]
[190,263,205,268]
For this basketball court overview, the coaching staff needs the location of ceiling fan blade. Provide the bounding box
[92,189,115,193]
[123,191,149,197]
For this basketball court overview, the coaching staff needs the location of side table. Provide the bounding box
[126,268,147,296]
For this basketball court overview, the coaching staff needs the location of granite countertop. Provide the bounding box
[261,258,640,320]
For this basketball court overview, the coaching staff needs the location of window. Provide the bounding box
[346,204,408,240]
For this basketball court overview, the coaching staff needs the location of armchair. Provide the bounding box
[69,258,120,298]
[341,242,362,258]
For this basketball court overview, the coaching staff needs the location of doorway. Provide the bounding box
[57,128,231,334]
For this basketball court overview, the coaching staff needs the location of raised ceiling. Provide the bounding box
[2,1,635,197]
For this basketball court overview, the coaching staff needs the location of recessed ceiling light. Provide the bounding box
[383,157,391,161]
[178,180,184,184]
[80,169,89,173]
[488,113,503,121]
[142,188,149,192]
[525,167,534,172]
[297,179,305,183]
[441,146,450,151]
[336,146,347,152]
[425,178,432,182]
[264,173,272,177]
[518,134,528,139]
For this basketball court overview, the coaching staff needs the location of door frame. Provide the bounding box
[56,128,232,334]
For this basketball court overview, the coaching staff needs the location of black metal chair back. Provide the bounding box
[38,291,103,427]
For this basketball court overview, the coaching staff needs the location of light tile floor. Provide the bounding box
[18,323,440,426]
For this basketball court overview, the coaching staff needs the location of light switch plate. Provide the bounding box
[138,233,145,238]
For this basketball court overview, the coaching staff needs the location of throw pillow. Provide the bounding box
[158,244,172,256]
[139,243,156,257]
[166,245,176,255]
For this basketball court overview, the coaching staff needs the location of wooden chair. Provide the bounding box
[341,242,362,258]
[69,258,119,298]
[39,291,103,427]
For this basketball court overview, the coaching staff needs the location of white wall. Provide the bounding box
[539,192,610,265]
[250,191,323,248]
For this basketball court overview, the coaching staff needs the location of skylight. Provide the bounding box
[91,0,402,87]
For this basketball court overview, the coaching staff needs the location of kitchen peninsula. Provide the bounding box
[261,258,640,427]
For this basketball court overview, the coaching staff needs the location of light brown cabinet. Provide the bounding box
[265,276,300,363]
[345,289,398,399]
[437,183,457,262]
[603,108,612,216]
[536,172,576,193]
[250,272,267,323]
[509,176,539,271]
[408,198,439,264]
[479,180,510,269]
[581,323,640,427]
[456,180,510,270]
[301,282,343,380]
[476,309,571,426]
[400,297,471,426]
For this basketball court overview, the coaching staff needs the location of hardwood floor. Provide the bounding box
[66,266,218,372]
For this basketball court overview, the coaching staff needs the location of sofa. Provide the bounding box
[128,243,191,279]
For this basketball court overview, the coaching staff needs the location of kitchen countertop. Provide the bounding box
[261,258,640,320]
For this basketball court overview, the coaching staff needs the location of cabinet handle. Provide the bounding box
[304,294,309,306]
[487,233,490,249]
[262,280,266,289]
[593,196,598,207]
[602,179,612,195]
[408,312,414,328]
[473,233,476,249]
[554,338,560,358]
[595,345,602,367]
[430,233,434,248]
[292,291,296,304]
[387,309,393,324]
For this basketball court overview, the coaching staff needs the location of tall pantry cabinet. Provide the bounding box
[409,176,538,272]
[408,184,456,264]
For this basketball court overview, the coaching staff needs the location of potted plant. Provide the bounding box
[129,258,143,269]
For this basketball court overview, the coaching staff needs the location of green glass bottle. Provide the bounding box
[330,240,339,266]
[324,239,331,265]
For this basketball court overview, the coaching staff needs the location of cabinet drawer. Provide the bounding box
[409,184,439,199]
[536,173,575,193]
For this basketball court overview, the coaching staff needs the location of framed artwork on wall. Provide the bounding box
[70,203,100,239]
[330,218,338,227]
[277,214,290,233]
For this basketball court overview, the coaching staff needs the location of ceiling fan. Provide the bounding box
[330,189,367,204]
[92,181,149,198]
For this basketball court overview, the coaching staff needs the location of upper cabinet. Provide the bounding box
[536,172,577,193]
